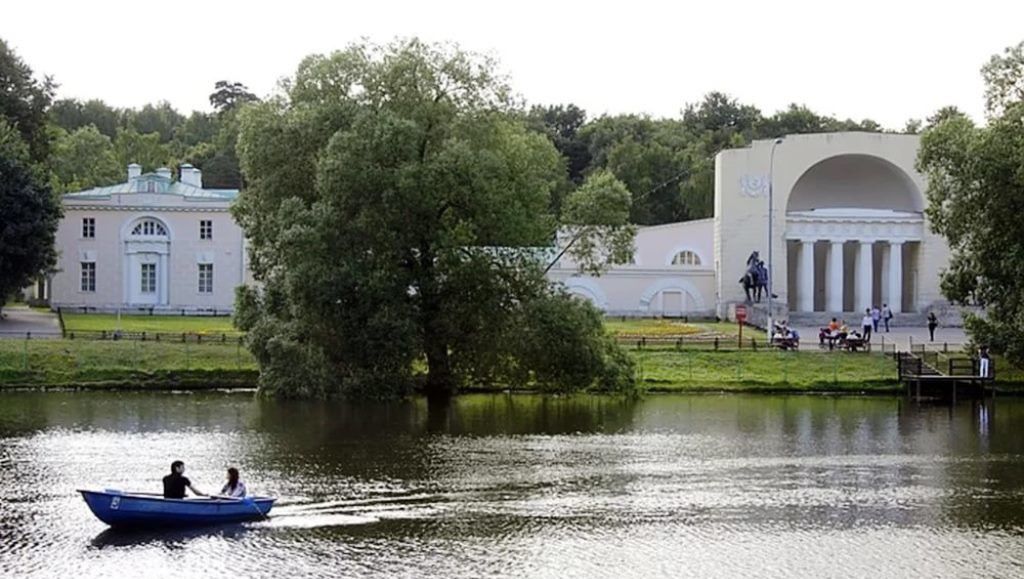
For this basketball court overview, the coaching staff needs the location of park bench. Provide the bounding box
[772,337,799,351]
[840,337,869,352]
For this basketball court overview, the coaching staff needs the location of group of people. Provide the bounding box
[771,321,800,350]
[163,460,247,499]
[818,318,868,350]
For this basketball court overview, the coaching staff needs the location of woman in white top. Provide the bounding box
[219,467,247,498]
[861,309,874,341]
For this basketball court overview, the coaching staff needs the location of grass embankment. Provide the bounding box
[0,339,256,390]
[6,316,1020,394]
[633,350,899,392]
[61,313,237,334]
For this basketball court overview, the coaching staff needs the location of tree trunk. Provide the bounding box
[419,243,455,400]
[424,338,454,399]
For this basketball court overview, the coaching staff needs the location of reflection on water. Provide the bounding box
[1,392,1023,578]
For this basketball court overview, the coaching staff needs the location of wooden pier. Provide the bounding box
[898,351,994,402]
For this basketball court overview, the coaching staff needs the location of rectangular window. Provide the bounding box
[82,218,95,239]
[80,262,96,292]
[200,220,213,240]
[141,263,156,294]
[198,263,213,293]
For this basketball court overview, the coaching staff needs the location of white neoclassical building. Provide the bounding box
[50,164,247,313]
[552,132,954,324]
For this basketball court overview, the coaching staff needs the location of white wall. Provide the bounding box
[549,219,716,316]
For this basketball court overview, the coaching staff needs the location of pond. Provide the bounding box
[1,392,1022,578]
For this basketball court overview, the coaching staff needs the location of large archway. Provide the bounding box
[784,155,924,314]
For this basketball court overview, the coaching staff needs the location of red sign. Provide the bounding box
[735,305,747,322]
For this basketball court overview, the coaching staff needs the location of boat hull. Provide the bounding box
[79,490,275,528]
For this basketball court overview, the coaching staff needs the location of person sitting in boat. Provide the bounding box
[219,467,247,498]
[163,460,207,499]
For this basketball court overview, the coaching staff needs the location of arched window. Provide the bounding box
[671,250,701,266]
[131,219,168,237]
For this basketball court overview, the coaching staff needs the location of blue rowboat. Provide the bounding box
[78,489,275,528]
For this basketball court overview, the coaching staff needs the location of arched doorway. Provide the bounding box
[639,279,705,317]
[784,155,923,314]
[122,216,171,306]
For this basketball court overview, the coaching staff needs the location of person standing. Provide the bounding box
[927,312,938,342]
[861,308,873,342]
[882,303,893,333]
[871,306,881,333]
[979,346,992,378]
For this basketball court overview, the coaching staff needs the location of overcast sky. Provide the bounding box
[3,1,1022,127]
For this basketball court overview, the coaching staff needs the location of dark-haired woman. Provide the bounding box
[219,467,247,498]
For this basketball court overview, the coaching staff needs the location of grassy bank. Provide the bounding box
[0,336,899,393]
[61,313,237,334]
[3,316,1022,394]
[0,338,256,389]
[634,350,900,392]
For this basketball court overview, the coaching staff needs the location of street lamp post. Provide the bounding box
[767,137,784,342]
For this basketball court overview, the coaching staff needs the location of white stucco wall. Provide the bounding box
[548,219,716,316]
[714,132,950,318]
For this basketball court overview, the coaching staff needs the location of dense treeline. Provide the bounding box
[525,94,905,225]
[47,80,257,192]
[42,68,907,225]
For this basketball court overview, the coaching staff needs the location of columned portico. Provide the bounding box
[786,209,923,313]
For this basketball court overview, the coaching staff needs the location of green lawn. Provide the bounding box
[0,338,256,388]
[5,317,1022,393]
[61,313,238,334]
[604,318,765,340]
[633,349,900,392]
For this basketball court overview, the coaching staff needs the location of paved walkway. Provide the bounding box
[792,324,968,351]
[0,306,61,338]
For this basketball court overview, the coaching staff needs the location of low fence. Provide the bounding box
[62,330,245,343]
[57,306,233,317]
[615,335,771,352]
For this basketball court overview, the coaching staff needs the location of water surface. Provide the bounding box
[1,392,1022,578]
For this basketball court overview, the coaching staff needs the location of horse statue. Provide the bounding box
[738,256,769,303]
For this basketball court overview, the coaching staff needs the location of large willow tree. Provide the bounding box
[234,39,635,399]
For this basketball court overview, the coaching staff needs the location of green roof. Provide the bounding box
[63,173,239,201]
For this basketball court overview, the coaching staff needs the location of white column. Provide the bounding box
[880,244,891,306]
[888,241,903,314]
[827,240,844,312]
[798,240,815,312]
[856,241,873,311]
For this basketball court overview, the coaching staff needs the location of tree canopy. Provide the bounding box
[233,39,635,399]
[0,39,54,165]
[0,130,61,308]
[918,40,1024,364]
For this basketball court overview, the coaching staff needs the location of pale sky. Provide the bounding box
[3,0,1022,127]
